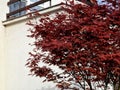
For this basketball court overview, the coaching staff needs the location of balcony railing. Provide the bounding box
[7,0,52,19]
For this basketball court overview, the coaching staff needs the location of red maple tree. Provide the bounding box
[26,0,120,90]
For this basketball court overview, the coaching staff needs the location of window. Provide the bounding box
[8,1,26,18]
[20,1,26,8]
[9,1,26,12]
[30,0,39,4]
[20,10,26,16]
[14,2,20,10]
[7,0,51,19]
[9,1,20,12]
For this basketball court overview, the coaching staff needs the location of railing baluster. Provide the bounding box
[7,0,51,19]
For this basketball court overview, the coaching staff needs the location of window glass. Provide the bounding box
[29,0,39,4]
[9,1,20,12]
[20,2,26,8]
[10,13,20,18]
[9,4,14,12]
[14,2,20,10]
[20,11,26,16]
[30,5,43,11]
[14,13,20,17]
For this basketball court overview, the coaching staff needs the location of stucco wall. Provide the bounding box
[4,19,54,90]
[0,21,5,90]
[2,4,62,90]
[0,0,9,21]
[0,1,63,90]
[0,1,8,89]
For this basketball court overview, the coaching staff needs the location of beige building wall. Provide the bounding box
[0,0,63,90]
[0,0,9,90]
[0,0,9,21]
[2,4,62,90]
[0,21,5,90]
[4,18,46,90]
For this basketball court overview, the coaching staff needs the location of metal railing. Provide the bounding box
[7,0,52,19]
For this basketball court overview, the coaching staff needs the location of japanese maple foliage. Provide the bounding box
[26,0,120,90]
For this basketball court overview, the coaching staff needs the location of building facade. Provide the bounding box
[0,0,63,90]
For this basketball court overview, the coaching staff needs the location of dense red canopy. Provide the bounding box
[27,0,120,90]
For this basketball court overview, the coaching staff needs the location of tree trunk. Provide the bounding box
[114,82,120,90]
[104,86,108,90]
[113,77,120,90]
[87,81,93,90]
